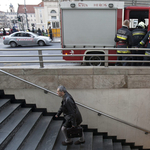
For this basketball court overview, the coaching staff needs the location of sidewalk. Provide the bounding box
[52,37,61,43]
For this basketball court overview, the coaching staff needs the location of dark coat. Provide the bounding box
[12,27,17,33]
[37,28,42,35]
[49,27,53,40]
[114,26,133,53]
[132,28,147,47]
[56,92,82,127]
[3,29,6,36]
[137,30,150,55]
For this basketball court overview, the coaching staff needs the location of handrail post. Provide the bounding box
[105,49,108,67]
[38,50,44,68]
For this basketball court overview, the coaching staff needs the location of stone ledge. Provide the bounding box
[0,67,150,89]
[94,75,127,89]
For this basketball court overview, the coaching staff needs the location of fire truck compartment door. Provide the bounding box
[62,9,117,47]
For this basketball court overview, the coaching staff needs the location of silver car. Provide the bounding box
[3,31,51,47]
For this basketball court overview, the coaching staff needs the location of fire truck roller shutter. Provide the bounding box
[62,9,117,47]
[85,51,104,66]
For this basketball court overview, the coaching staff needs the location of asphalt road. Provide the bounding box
[0,37,80,68]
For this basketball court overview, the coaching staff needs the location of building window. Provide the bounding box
[31,15,32,17]
[51,10,56,13]
[41,20,43,23]
[40,14,42,17]
[51,16,56,19]
[52,21,59,28]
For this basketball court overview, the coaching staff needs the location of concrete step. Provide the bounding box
[80,132,93,150]
[92,135,103,150]
[103,139,113,150]
[37,120,63,150]
[67,132,93,150]
[123,146,131,150]
[4,112,42,150]
[0,107,31,149]
[19,116,53,150]
[0,99,10,109]
[52,127,67,150]
[0,103,20,125]
[67,137,81,150]
[113,142,123,150]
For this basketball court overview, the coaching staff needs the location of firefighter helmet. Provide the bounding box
[138,21,145,28]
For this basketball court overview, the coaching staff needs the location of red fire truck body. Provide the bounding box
[60,1,150,65]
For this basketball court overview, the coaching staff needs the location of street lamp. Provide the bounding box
[24,0,29,30]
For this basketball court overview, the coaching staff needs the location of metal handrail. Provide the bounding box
[0,47,149,51]
[0,54,149,57]
[0,69,150,134]
[0,47,150,68]
[1,60,150,63]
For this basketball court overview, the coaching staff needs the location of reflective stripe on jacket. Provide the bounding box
[114,26,133,53]
[117,50,131,53]
[139,31,150,55]
[132,28,147,46]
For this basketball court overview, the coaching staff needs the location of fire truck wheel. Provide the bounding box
[87,56,104,66]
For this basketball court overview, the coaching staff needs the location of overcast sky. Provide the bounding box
[0,0,42,12]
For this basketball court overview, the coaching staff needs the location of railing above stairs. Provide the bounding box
[0,69,150,135]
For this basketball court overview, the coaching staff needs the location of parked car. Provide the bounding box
[3,31,51,47]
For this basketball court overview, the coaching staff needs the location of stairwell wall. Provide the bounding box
[0,66,150,148]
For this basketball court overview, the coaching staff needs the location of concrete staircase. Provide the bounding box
[0,90,149,150]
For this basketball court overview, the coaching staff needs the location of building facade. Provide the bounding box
[17,1,60,31]
[0,4,18,30]
[42,0,60,30]
[5,4,17,29]
[3,0,150,31]
[17,4,40,31]
[0,11,7,29]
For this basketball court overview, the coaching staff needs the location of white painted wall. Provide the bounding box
[1,67,150,148]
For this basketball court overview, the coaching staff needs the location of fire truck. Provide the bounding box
[60,1,150,66]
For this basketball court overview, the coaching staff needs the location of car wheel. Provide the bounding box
[87,56,104,66]
[38,41,45,46]
[10,42,17,48]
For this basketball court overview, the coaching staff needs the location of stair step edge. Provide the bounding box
[19,116,53,150]
[0,103,21,126]
[3,112,42,150]
[0,108,31,148]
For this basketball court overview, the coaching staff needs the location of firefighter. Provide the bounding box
[131,21,147,66]
[138,30,150,66]
[114,20,133,66]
